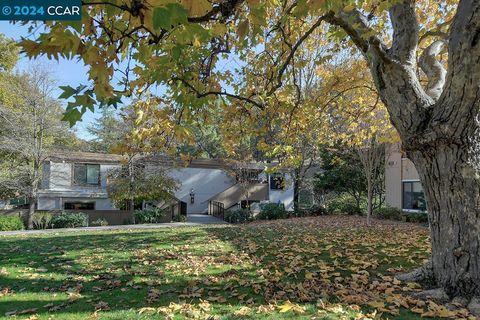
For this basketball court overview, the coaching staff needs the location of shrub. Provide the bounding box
[257,203,288,220]
[91,218,108,226]
[172,214,187,222]
[305,204,328,216]
[224,208,252,223]
[326,194,363,215]
[374,206,404,221]
[0,215,25,231]
[51,212,88,228]
[405,212,429,223]
[134,208,166,224]
[32,212,53,229]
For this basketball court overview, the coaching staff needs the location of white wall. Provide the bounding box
[167,168,235,214]
[268,173,295,211]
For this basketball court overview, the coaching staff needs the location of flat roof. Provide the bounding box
[47,151,288,170]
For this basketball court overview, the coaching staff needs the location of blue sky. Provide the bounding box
[0,21,102,140]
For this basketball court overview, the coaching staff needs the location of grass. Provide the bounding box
[0,215,471,319]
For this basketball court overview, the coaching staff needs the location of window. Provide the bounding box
[64,202,95,210]
[270,173,285,190]
[403,181,427,211]
[73,164,100,185]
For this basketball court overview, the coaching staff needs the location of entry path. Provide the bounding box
[0,214,227,236]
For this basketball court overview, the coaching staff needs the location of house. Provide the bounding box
[385,144,427,212]
[37,152,295,214]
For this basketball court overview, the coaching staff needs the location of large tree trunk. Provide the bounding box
[409,145,480,298]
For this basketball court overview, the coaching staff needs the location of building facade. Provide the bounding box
[385,144,427,212]
[37,152,295,214]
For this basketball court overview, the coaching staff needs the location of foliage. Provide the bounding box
[0,215,24,231]
[314,146,366,207]
[374,207,429,224]
[32,212,53,230]
[51,212,88,228]
[325,194,364,216]
[257,203,288,220]
[172,214,187,223]
[296,204,328,217]
[87,108,123,153]
[90,218,109,227]
[374,206,404,222]
[405,212,429,224]
[107,160,179,209]
[224,208,252,224]
[0,34,18,74]
[0,67,81,228]
[134,208,166,224]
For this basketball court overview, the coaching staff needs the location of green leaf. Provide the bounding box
[153,7,171,30]
[172,45,182,60]
[168,3,188,25]
[62,107,83,126]
[58,85,76,99]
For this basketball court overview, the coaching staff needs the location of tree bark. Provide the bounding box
[408,144,480,298]
[27,196,35,229]
[366,178,372,225]
[326,0,480,300]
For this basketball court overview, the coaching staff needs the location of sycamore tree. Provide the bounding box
[20,0,480,308]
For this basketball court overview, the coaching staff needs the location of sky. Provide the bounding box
[0,21,103,140]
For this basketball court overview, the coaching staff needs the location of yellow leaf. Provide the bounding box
[181,0,211,16]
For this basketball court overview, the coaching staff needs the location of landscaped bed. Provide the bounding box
[0,216,475,319]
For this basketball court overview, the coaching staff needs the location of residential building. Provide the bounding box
[37,152,295,214]
[385,144,427,212]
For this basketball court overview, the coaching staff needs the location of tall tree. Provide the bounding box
[87,108,123,153]
[0,67,75,228]
[20,0,480,308]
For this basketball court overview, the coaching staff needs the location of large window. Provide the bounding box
[73,164,100,186]
[403,181,427,211]
[64,202,95,210]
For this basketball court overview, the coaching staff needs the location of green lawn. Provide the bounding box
[0,216,474,319]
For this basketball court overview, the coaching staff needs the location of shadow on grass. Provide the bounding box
[0,220,432,319]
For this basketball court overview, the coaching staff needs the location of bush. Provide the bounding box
[326,194,363,215]
[374,206,404,221]
[51,212,88,228]
[172,214,187,222]
[0,215,25,231]
[405,212,429,223]
[91,218,108,226]
[32,212,53,229]
[134,208,166,224]
[257,203,288,220]
[224,208,252,223]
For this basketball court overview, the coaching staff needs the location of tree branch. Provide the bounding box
[267,15,327,96]
[419,40,447,101]
[389,0,419,65]
[172,77,264,109]
[325,9,389,63]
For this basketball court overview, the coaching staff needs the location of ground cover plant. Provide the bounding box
[0,216,475,319]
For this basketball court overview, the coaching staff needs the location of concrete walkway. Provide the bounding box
[0,214,226,236]
[187,213,226,224]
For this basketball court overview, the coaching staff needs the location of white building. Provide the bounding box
[37,152,295,214]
